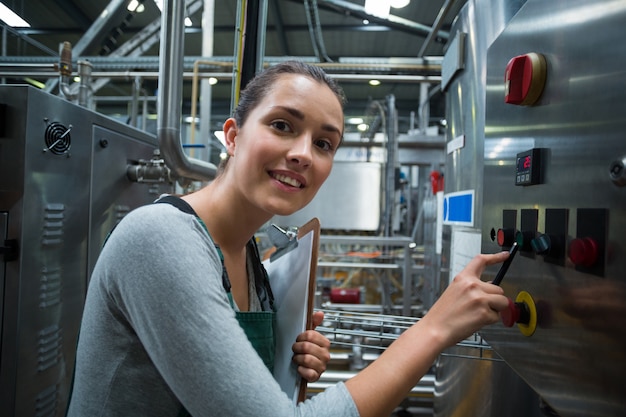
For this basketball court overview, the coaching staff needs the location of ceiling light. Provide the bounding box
[127,0,145,13]
[369,79,381,86]
[208,77,218,85]
[347,117,364,124]
[24,77,45,89]
[127,0,141,12]
[184,17,192,26]
[364,0,390,18]
[0,2,30,27]
[390,0,410,8]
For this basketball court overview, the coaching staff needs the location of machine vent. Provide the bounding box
[44,122,72,155]
[34,383,59,417]
[37,324,62,372]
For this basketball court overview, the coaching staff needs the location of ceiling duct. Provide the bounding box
[157,0,217,182]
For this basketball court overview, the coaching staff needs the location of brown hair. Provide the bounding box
[218,61,347,173]
[233,60,346,127]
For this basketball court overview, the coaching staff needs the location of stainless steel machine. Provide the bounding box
[0,85,173,417]
[480,0,626,415]
[439,0,626,416]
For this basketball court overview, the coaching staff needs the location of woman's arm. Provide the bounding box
[345,252,511,417]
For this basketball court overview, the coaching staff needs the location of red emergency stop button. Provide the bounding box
[501,297,531,327]
[504,52,547,106]
[500,291,537,337]
[501,298,520,327]
[568,237,599,267]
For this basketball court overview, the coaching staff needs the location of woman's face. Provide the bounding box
[223,73,344,217]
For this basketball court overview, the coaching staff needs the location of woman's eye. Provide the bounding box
[271,120,292,132]
[315,139,335,152]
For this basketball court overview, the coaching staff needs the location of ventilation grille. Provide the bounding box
[44,122,71,155]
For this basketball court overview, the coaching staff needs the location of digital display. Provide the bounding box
[515,148,544,186]
[517,155,532,172]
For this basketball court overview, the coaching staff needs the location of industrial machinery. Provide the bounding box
[10,1,625,416]
[481,0,626,415]
[0,85,173,417]
[439,0,626,416]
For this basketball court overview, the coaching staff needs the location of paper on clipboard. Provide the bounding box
[262,218,319,404]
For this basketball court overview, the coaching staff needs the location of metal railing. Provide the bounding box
[317,307,502,362]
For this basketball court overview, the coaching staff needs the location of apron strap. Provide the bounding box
[154,195,232,293]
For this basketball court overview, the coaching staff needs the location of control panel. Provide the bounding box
[490,207,609,278]
[480,2,626,415]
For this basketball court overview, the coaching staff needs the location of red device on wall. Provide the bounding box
[504,52,547,106]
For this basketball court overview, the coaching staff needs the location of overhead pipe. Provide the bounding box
[158,0,217,182]
[0,68,440,84]
[58,41,77,101]
[417,0,458,57]
[190,60,232,145]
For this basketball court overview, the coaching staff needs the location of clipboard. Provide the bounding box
[262,218,320,404]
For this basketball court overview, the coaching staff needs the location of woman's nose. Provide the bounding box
[287,135,313,167]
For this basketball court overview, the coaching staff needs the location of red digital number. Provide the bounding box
[523,155,531,169]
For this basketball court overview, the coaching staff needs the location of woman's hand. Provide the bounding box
[420,252,511,349]
[292,310,331,382]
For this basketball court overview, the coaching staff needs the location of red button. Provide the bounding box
[500,298,519,327]
[497,228,515,247]
[568,237,598,267]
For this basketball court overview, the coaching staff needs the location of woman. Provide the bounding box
[67,61,510,417]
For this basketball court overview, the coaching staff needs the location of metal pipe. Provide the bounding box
[0,70,233,80]
[0,69,440,83]
[417,0,458,57]
[200,0,216,162]
[157,0,217,182]
[77,60,93,108]
[418,83,429,133]
[130,76,141,127]
[383,94,398,237]
[190,60,232,146]
[58,41,75,100]
[0,55,443,71]
[142,89,148,131]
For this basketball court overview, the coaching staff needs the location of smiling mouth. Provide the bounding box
[271,173,303,188]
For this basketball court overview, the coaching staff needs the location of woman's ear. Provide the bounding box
[222,118,238,156]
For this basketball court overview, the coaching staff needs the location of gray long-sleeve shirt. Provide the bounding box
[66,203,359,417]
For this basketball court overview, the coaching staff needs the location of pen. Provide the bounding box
[492,242,519,286]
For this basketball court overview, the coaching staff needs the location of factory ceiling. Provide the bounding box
[0,0,467,134]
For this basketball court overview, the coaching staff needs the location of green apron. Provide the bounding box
[157,196,277,369]
[218,246,277,373]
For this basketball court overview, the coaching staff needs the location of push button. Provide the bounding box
[500,291,537,336]
[568,237,599,268]
[531,234,551,254]
[501,298,530,327]
[497,228,516,247]
[531,233,564,259]
[573,208,607,276]
[515,230,535,252]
